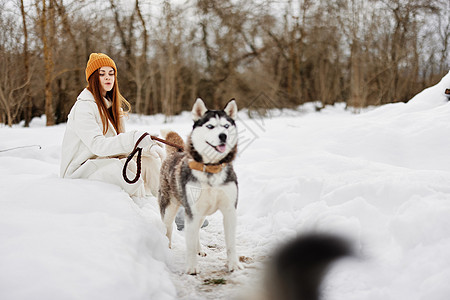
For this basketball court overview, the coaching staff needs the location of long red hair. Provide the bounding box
[87,69,131,135]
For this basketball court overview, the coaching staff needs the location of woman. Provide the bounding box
[60,53,162,197]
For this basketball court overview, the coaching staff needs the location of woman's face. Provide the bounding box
[98,66,115,96]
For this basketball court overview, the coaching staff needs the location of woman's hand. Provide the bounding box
[135,133,154,148]
[134,131,165,160]
[144,143,165,160]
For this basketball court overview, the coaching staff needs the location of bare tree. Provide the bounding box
[158,0,183,118]
[132,0,149,114]
[40,0,56,126]
[0,3,34,127]
[20,0,33,127]
[378,0,439,102]
[437,0,450,73]
[109,0,134,73]
[0,61,32,127]
[195,0,266,107]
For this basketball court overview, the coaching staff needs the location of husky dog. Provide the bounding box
[158,98,243,275]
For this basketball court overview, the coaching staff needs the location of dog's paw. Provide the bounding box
[186,265,200,275]
[226,260,244,272]
[198,250,207,257]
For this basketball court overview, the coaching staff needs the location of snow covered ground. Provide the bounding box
[1,71,450,300]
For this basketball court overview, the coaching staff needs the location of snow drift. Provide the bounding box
[1,71,450,299]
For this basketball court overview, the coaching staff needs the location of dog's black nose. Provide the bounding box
[219,133,227,143]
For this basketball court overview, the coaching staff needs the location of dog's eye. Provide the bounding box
[223,124,230,129]
[206,124,214,129]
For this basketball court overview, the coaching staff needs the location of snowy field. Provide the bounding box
[1,72,450,300]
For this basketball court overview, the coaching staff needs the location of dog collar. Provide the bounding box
[188,160,227,174]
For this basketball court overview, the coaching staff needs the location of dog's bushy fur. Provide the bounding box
[241,234,352,300]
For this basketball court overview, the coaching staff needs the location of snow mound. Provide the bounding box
[0,160,176,300]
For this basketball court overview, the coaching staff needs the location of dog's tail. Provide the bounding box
[160,129,185,157]
[265,233,353,300]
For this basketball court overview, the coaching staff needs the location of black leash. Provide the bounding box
[122,133,149,184]
[122,133,184,184]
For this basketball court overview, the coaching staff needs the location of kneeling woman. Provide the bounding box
[60,53,162,197]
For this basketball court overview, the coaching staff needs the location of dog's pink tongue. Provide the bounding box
[217,144,226,153]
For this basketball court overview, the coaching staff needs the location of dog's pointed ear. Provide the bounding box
[224,99,238,120]
[192,98,208,121]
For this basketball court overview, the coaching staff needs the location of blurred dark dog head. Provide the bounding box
[265,233,353,300]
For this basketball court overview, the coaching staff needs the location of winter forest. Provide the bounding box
[1,0,449,127]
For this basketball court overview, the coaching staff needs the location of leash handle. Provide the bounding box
[122,132,184,184]
[122,132,149,184]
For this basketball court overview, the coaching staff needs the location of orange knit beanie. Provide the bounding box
[85,53,117,82]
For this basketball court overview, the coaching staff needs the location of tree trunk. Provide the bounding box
[134,0,148,114]
[42,0,55,126]
[21,0,32,127]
